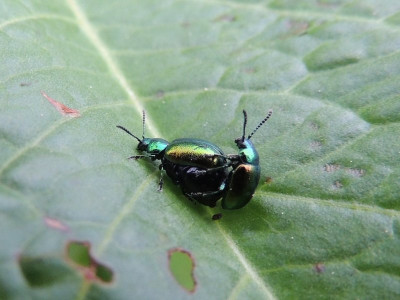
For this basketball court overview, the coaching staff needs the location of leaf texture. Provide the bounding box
[1,0,400,299]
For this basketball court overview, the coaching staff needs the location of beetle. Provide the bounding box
[117,109,272,210]
[117,112,228,207]
[161,138,229,207]
[220,109,272,209]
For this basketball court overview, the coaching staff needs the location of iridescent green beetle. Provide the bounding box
[117,109,272,210]
[221,110,272,209]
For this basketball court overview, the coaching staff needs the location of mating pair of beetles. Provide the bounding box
[117,109,272,210]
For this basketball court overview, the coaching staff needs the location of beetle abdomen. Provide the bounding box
[162,160,228,207]
[221,164,260,210]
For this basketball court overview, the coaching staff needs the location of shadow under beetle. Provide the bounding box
[117,109,272,210]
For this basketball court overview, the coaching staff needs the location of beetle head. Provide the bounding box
[137,138,150,151]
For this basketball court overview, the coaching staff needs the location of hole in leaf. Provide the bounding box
[18,255,71,287]
[96,263,114,283]
[168,248,196,293]
[67,241,91,267]
[66,241,114,284]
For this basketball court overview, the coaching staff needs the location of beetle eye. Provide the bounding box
[235,138,246,149]
[137,142,147,151]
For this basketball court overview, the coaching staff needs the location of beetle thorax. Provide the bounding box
[138,138,169,156]
[236,139,259,165]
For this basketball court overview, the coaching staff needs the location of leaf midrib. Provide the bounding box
[66,0,161,138]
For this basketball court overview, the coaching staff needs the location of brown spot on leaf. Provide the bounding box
[310,141,322,150]
[314,262,325,274]
[212,213,222,220]
[346,168,365,177]
[83,267,97,282]
[324,163,340,172]
[44,217,69,232]
[156,90,165,98]
[181,21,191,28]
[243,67,255,74]
[168,248,196,293]
[65,241,113,284]
[309,122,320,130]
[333,180,343,189]
[41,91,80,117]
[265,176,273,184]
[214,14,236,22]
[287,20,309,35]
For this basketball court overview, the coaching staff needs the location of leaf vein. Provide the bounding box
[66,0,161,137]
[210,208,277,300]
[0,14,75,30]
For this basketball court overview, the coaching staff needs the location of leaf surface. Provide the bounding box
[1,0,400,299]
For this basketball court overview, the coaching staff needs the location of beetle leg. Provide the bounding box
[185,191,221,207]
[184,193,197,205]
[128,154,156,160]
[226,154,241,161]
[187,190,222,197]
[184,166,229,176]
[205,164,232,172]
[158,164,164,191]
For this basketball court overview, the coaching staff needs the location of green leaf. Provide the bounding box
[1,0,400,299]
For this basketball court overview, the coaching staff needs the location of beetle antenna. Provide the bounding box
[116,125,142,143]
[142,110,146,139]
[241,110,248,141]
[247,109,273,140]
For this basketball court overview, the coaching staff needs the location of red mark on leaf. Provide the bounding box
[44,217,69,232]
[41,91,80,117]
[66,241,114,284]
[314,262,325,274]
[83,267,97,281]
